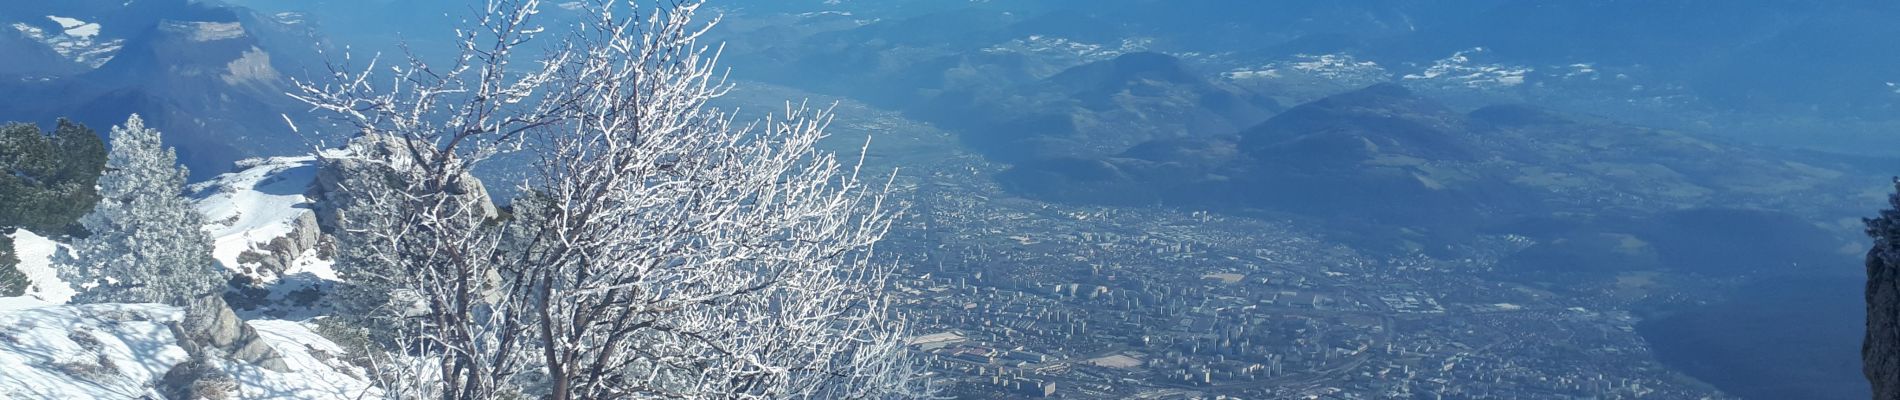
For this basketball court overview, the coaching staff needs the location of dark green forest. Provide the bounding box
[0,119,105,296]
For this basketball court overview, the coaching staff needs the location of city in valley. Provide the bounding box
[750,87,1736,399]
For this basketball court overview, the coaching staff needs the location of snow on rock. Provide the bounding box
[981,35,1155,71]
[10,17,122,68]
[45,16,100,40]
[1403,47,1533,89]
[1224,53,1391,86]
[1561,63,1601,80]
[239,319,378,398]
[160,20,248,43]
[8,229,75,304]
[191,156,326,282]
[0,300,376,399]
[0,301,189,399]
[0,154,377,398]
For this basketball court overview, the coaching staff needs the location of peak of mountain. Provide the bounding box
[87,19,280,88]
[0,0,332,180]
[0,28,81,78]
[1240,83,1470,163]
[1045,52,1201,90]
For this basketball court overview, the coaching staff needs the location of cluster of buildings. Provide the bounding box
[759,97,1736,399]
[867,160,1724,399]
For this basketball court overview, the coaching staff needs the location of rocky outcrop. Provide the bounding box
[233,210,323,277]
[158,354,237,400]
[311,133,498,231]
[1866,179,1900,399]
[171,293,289,372]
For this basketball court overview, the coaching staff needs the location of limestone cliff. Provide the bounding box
[1866,179,1900,399]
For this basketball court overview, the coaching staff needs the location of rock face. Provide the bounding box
[189,156,329,282]
[312,133,499,231]
[158,355,237,400]
[1868,179,1900,400]
[171,293,289,372]
[235,211,322,277]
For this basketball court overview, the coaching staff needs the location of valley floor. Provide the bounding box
[719,82,1745,399]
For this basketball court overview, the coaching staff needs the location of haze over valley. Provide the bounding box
[0,1,1895,399]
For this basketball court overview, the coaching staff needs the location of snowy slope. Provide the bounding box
[0,299,188,399]
[0,154,377,399]
[8,155,333,304]
[190,156,334,281]
[9,15,123,68]
[239,319,379,398]
[8,230,76,304]
[0,299,377,399]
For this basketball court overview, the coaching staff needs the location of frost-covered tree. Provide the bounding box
[291,0,926,398]
[312,132,488,325]
[60,115,226,305]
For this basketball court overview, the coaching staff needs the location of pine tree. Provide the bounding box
[0,119,106,297]
[0,235,24,297]
[61,114,226,305]
[0,119,107,235]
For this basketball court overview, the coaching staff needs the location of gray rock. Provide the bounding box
[236,210,322,277]
[172,294,290,372]
[311,133,498,232]
[158,354,237,400]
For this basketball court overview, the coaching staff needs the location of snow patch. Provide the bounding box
[1225,53,1390,85]
[159,20,246,42]
[1403,47,1533,89]
[982,35,1150,64]
[0,302,187,399]
[797,10,856,18]
[0,302,376,398]
[190,156,319,280]
[11,19,122,68]
[271,12,307,26]
[7,230,75,304]
[45,16,100,40]
[229,319,378,398]
[1563,63,1600,80]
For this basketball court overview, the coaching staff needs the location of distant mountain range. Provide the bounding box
[0,0,333,179]
[6,0,1897,178]
[717,0,1900,152]
[903,52,1283,161]
[1002,84,1864,268]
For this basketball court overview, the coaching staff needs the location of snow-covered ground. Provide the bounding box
[237,319,377,398]
[0,299,185,399]
[191,156,333,282]
[0,155,374,398]
[189,156,342,319]
[8,230,75,304]
[9,155,336,303]
[0,299,376,399]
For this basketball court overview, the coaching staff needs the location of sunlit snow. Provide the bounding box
[7,230,75,304]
